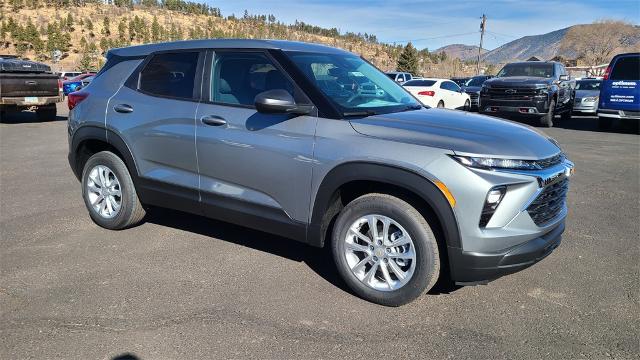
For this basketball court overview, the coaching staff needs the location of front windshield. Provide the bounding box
[497,64,554,78]
[286,52,420,115]
[575,80,601,90]
[464,76,488,87]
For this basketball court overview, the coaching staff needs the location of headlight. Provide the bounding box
[451,155,556,170]
[583,96,598,102]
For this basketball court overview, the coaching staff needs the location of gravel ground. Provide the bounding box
[1,104,638,359]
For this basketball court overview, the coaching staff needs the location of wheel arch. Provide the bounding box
[307,162,462,253]
[70,126,138,182]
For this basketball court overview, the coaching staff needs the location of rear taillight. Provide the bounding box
[418,90,435,96]
[68,91,89,110]
[602,66,611,80]
[57,79,63,93]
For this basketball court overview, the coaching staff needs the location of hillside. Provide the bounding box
[480,24,640,64]
[481,27,570,64]
[433,44,486,61]
[0,0,402,71]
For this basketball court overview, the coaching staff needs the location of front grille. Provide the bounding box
[536,153,564,169]
[466,92,479,100]
[488,87,538,100]
[527,177,569,226]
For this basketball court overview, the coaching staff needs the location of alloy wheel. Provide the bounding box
[86,165,122,219]
[343,214,416,291]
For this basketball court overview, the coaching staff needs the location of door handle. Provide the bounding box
[201,115,227,126]
[113,104,134,113]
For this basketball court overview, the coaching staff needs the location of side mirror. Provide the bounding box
[559,75,569,81]
[254,89,313,115]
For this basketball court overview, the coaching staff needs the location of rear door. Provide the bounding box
[107,50,204,197]
[599,54,640,112]
[194,49,317,231]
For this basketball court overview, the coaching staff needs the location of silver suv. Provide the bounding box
[67,40,574,306]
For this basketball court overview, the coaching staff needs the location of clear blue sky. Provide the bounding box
[208,0,640,51]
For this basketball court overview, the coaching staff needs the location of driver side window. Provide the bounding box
[211,52,294,106]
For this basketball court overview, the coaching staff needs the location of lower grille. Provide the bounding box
[527,177,569,226]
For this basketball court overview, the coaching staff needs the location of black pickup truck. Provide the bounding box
[479,61,573,127]
[0,55,62,121]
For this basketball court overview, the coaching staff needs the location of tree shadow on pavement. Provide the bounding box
[144,208,461,298]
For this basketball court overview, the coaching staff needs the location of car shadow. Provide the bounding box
[488,113,638,134]
[144,208,461,297]
[0,110,67,124]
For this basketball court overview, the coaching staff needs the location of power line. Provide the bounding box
[390,31,479,44]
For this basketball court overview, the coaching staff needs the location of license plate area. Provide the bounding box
[24,97,39,104]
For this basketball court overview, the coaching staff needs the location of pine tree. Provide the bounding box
[102,17,110,36]
[151,16,161,42]
[397,42,419,75]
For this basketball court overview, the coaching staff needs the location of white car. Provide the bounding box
[403,78,470,110]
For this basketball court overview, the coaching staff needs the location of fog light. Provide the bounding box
[479,186,507,228]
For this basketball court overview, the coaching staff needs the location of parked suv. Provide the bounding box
[67,40,574,306]
[597,53,640,129]
[480,61,573,127]
[385,71,413,83]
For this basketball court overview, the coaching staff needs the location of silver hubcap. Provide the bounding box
[86,165,122,219]
[344,214,416,291]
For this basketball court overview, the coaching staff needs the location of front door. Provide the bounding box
[194,50,317,238]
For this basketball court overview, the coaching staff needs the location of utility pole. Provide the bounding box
[476,14,486,75]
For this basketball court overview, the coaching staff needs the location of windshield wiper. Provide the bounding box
[396,104,423,112]
[342,110,378,117]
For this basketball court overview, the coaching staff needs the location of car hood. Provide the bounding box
[575,89,599,97]
[485,76,553,88]
[349,109,561,159]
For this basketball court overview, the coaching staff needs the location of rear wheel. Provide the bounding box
[36,104,57,121]
[560,110,572,121]
[540,99,555,127]
[437,100,444,108]
[331,194,440,306]
[463,99,470,111]
[81,151,146,230]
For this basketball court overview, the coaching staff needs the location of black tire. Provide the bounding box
[331,193,440,306]
[81,151,146,230]
[36,104,57,121]
[540,99,555,127]
[437,101,444,108]
[561,110,572,121]
[598,116,612,130]
[464,99,470,111]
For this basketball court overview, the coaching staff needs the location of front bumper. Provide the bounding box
[449,221,564,284]
[598,108,640,120]
[479,96,549,115]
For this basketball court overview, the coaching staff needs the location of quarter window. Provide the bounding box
[139,52,200,100]
[211,52,294,106]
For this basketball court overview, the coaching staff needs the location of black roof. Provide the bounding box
[109,39,351,58]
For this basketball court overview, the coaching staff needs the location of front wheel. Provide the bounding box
[540,99,555,127]
[331,194,440,306]
[81,151,146,230]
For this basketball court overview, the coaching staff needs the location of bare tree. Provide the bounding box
[560,20,640,69]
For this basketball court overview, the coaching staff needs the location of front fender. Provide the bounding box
[307,162,461,250]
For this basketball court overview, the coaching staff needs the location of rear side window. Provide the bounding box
[610,56,640,80]
[139,52,200,99]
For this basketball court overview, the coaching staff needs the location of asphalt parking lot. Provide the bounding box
[1,103,638,359]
